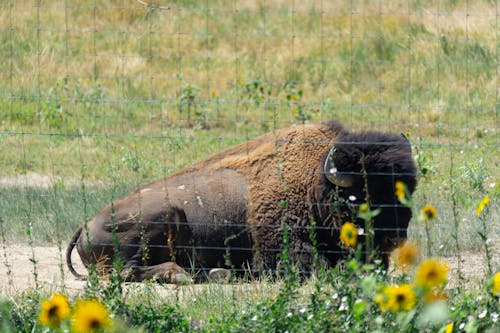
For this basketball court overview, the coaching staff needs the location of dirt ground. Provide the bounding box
[0,244,87,294]
[0,244,496,295]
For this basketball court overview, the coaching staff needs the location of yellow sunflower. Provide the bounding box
[395,181,406,201]
[39,293,70,328]
[445,323,454,333]
[384,284,416,312]
[394,241,420,269]
[415,258,449,290]
[492,271,500,297]
[420,204,437,223]
[340,222,358,248]
[476,195,490,216]
[71,299,113,333]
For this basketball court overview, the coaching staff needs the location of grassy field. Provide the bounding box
[0,0,497,250]
[0,1,498,331]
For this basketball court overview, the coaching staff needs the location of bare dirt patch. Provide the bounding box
[0,172,106,189]
[0,173,54,189]
[0,244,496,295]
[0,244,86,294]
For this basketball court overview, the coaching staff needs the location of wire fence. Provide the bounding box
[0,0,498,292]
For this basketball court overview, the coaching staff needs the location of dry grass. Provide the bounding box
[1,1,498,106]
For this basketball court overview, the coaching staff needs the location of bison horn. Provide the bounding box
[324,146,353,187]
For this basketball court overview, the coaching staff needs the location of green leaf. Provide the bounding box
[353,300,366,319]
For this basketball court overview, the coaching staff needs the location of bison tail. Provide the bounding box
[66,226,87,281]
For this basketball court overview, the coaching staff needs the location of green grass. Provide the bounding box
[0,184,132,243]
[0,0,497,260]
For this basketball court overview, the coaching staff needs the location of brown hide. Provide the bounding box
[67,121,416,282]
[74,168,249,282]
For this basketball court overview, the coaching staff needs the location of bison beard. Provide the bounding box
[66,121,417,283]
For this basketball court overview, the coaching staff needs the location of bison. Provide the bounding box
[66,120,417,283]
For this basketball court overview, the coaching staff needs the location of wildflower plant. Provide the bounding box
[340,222,358,248]
[444,322,454,333]
[476,195,493,275]
[38,293,115,333]
[39,293,70,329]
[418,204,437,256]
[394,241,420,271]
[415,258,449,291]
[356,202,380,263]
[395,180,409,204]
[490,272,500,298]
[476,195,490,216]
[71,299,113,333]
[384,284,417,312]
[420,205,437,223]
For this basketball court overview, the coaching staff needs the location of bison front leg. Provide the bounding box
[119,236,192,284]
[253,224,327,277]
[121,247,191,283]
[290,240,332,276]
[256,239,327,277]
[127,262,192,284]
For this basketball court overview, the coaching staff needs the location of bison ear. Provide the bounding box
[324,146,353,187]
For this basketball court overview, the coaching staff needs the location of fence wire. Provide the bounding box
[0,0,498,292]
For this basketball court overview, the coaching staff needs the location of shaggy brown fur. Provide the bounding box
[67,121,416,282]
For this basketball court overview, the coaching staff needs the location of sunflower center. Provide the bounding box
[427,270,437,281]
[396,293,406,304]
[48,305,58,318]
[89,318,102,330]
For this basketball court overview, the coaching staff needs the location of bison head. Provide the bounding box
[323,130,417,262]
